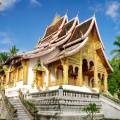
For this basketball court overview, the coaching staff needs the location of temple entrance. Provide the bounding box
[36,71,43,88]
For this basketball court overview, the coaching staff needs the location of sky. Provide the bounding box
[0,0,120,59]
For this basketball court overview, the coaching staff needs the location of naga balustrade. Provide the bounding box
[30,88,101,112]
[31,88,99,98]
[0,88,17,119]
[18,89,38,119]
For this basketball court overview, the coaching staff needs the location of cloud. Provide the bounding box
[89,1,120,35]
[89,1,120,20]
[0,0,18,12]
[105,1,120,19]
[30,0,41,6]
[0,0,41,12]
[0,32,12,45]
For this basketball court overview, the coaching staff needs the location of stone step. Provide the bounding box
[8,97,31,120]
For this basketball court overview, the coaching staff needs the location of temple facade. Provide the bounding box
[0,14,112,95]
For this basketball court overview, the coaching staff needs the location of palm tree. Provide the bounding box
[0,52,9,65]
[111,36,120,58]
[9,45,19,56]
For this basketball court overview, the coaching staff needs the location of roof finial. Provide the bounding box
[76,10,79,17]
[93,11,96,18]
[51,13,61,25]
[65,9,68,16]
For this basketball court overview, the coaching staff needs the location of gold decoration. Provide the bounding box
[51,15,61,26]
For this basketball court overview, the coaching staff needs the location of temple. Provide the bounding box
[0,14,112,94]
[0,14,116,120]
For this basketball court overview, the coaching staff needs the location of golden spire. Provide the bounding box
[51,13,61,26]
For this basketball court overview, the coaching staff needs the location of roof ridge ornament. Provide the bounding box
[76,10,79,18]
[51,13,61,26]
[75,11,80,24]
[93,12,96,20]
[65,9,68,16]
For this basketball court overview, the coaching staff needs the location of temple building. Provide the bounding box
[0,14,112,95]
[2,14,120,120]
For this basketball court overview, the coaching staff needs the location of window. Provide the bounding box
[98,73,101,80]
[82,59,88,73]
[68,65,73,79]
[89,61,94,70]
[101,74,104,85]
[74,67,79,79]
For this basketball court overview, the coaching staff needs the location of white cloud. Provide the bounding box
[0,0,18,12]
[106,1,120,19]
[0,0,41,12]
[0,32,12,45]
[30,0,41,6]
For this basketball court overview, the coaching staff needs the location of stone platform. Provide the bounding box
[29,87,103,120]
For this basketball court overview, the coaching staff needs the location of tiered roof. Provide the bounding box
[6,14,113,73]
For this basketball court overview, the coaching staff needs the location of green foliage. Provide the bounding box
[108,36,120,99]
[0,45,19,74]
[83,103,99,120]
[111,36,120,58]
[9,45,19,56]
[23,100,38,114]
[108,58,120,98]
[0,52,9,65]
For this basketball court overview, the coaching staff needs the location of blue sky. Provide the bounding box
[0,0,120,59]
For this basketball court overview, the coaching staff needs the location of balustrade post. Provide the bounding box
[58,87,63,97]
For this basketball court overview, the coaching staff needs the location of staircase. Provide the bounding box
[9,97,32,120]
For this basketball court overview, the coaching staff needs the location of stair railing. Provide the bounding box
[0,88,17,120]
[101,93,120,105]
[18,89,38,120]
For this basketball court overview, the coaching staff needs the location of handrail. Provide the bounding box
[0,88,17,120]
[31,88,99,98]
[18,89,38,120]
[101,93,120,105]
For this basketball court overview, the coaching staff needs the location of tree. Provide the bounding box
[9,45,19,56]
[108,58,120,98]
[83,103,99,120]
[108,36,120,99]
[111,36,120,59]
[0,52,9,65]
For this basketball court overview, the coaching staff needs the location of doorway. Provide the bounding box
[36,71,43,88]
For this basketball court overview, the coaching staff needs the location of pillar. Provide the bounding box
[104,70,108,92]
[94,51,99,89]
[33,70,37,87]
[48,68,51,87]
[62,58,68,85]
[22,60,29,85]
[78,50,83,86]
[16,68,19,83]
[55,66,58,85]
[4,71,9,88]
